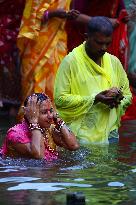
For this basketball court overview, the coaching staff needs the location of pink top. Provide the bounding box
[0,121,58,161]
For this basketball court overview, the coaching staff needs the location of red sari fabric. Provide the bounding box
[66,0,128,69]
[72,0,120,17]
[108,9,128,70]
[0,0,25,101]
[121,87,136,121]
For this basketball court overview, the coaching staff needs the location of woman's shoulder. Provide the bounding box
[7,121,28,133]
[6,121,31,144]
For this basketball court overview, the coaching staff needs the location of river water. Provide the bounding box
[0,118,136,205]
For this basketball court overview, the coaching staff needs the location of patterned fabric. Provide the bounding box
[125,0,136,72]
[0,0,25,100]
[121,1,136,121]
[66,0,128,69]
[17,0,71,105]
[108,9,129,70]
[0,120,58,160]
[54,43,132,144]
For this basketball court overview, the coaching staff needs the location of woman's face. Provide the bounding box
[38,99,54,128]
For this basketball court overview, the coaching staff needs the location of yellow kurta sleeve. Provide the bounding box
[54,55,96,123]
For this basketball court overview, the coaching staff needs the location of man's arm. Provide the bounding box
[54,56,96,121]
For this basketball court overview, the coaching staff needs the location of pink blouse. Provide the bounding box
[0,121,58,161]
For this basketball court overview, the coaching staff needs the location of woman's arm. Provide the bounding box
[67,10,119,28]
[43,8,118,29]
[9,129,44,159]
[52,115,79,151]
[43,9,80,22]
[72,13,91,25]
[52,126,79,151]
[9,95,45,159]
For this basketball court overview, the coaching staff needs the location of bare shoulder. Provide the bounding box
[6,121,30,144]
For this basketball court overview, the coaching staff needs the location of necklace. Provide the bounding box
[43,129,58,156]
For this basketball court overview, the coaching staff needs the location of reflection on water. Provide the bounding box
[0,120,136,204]
[119,120,136,165]
[7,182,92,191]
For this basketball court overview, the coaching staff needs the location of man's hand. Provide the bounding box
[109,89,124,108]
[106,87,124,108]
[95,90,116,106]
[95,88,124,108]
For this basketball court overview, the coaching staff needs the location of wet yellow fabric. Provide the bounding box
[17,0,71,102]
[54,43,132,144]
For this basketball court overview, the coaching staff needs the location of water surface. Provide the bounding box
[0,120,136,205]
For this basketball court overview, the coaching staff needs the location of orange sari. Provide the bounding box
[18,0,71,103]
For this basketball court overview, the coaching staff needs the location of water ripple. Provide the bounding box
[0,177,40,183]
[7,182,92,191]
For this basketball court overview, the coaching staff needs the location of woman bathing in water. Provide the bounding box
[0,93,79,160]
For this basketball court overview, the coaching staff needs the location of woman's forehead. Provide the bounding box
[40,99,52,108]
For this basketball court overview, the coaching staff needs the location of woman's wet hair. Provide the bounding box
[24,93,49,106]
[87,16,113,36]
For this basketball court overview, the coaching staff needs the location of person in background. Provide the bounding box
[17,0,79,108]
[66,0,129,70]
[0,93,79,160]
[121,0,136,121]
[0,0,25,102]
[54,17,132,145]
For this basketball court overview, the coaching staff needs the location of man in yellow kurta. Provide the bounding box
[54,16,132,144]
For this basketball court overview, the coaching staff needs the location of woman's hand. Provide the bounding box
[52,111,79,151]
[119,9,130,23]
[122,14,130,23]
[53,112,62,130]
[24,95,40,124]
[109,18,120,28]
[67,9,80,20]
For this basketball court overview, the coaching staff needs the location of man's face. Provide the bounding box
[86,32,112,58]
